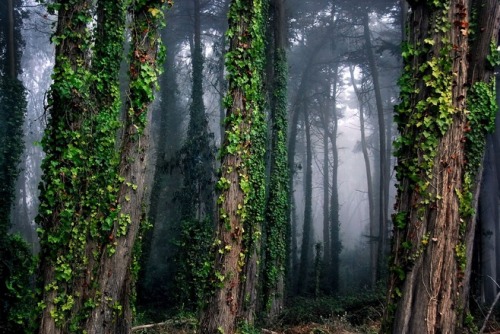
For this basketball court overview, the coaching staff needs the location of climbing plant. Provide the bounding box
[36,0,168,331]
[384,0,500,332]
[199,0,267,331]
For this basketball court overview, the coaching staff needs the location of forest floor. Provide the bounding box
[132,294,500,334]
[131,318,380,334]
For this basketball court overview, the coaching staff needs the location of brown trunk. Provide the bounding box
[461,0,500,318]
[38,2,93,333]
[7,0,16,78]
[200,140,247,334]
[200,0,264,331]
[384,1,470,332]
[83,3,163,332]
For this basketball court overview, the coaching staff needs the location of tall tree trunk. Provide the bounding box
[298,109,313,295]
[38,1,96,332]
[363,12,388,283]
[262,0,289,317]
[322,119,331,286]
[138,31,182,307]
[383,0,499,332]
[329,69,340,295]
[287,106,300,294]
[462,0,500,306]
[85,2,165,332]
[350,67,377,288]
[37,1,167,332]
[199,0,266,331]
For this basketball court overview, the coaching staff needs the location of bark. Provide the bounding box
[287,106,300,293]
[461,0,500,319]
[38,2,94,332]
[7,0,15,79]
[84,2,164,332]
[200,0,265,331]
[383,0,498,332]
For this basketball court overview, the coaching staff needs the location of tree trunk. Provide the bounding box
[37,1,166,332]
[384,0,500,332]
[287,105,300,294]
[322,119,331,284]
[199,0,266,331]
[468,0,500,309]
[328,67,341,295]
[262,0,289,317]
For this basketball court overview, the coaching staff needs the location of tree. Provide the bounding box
[36,0,167,332]
[383,0,500,332]
[363,11,389,283]
[350,67,377,288]
[262,0,289,319]
[199,0,266,331]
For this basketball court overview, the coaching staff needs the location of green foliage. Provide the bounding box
[486,41,500,67]
[36,0,168,330]
[262,47,289,311]
[0,234,37,334]
[238,322,261,334]
[465,80,497,176]
[174,219,213,311]
[214,0,267,271]
[36,1,127,327]
[280,293,384,326]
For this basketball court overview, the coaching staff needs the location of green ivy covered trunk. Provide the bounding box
[199,0,266,331]
[383,0,499,332]
[36,0,167,332]
[262,0,289,318]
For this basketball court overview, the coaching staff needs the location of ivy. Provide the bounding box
[215,0,267,272]
[262,47,289,311]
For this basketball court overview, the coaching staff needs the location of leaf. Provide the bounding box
[148,7,161,17]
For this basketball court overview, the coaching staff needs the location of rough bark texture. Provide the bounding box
[200,0,265,331]
[461,0,500,317]
[38,2,94,333]
[37,1,165,332]
[384,0,490,332]
[84,3,163,332]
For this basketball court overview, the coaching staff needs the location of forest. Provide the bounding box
[1,0,500,333]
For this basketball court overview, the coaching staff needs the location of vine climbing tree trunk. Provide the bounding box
[383,0,500,332]
[37,1,168,333]
[262,0,289,319]
[199,0,266,331]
